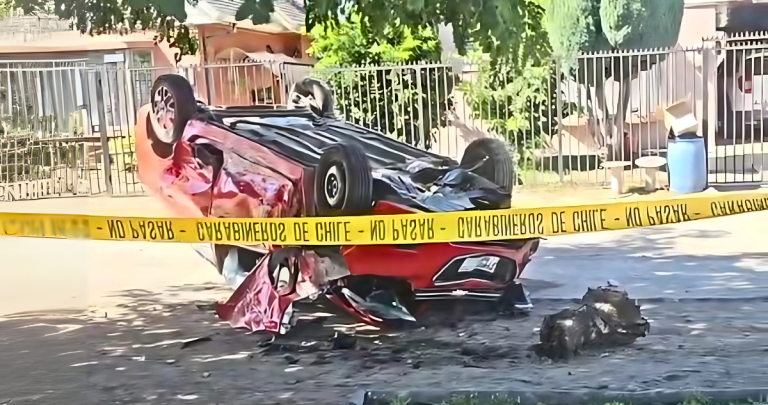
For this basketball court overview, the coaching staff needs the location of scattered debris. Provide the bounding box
[142,329,180,335]
[177,394,199,400]
[57,350,84,356]
[534,284,649,360]
[195,303,217,311]
[311,354,332,365]
[70,362,98,367]
[331,332,357,350]
[260,341,321,355]
[180,336,212,349]
[462,359,485,369]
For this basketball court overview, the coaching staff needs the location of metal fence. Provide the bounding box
[296,35,768,186]
[1,61,90,201]
[0,62,146,201]
[2,32,766,201]
[712,33,768,183]
[194,60,313,108]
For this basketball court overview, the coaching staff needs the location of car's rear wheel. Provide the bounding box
[315,143,373,216]
[150,74,197,145]
[289,78,335,118]
[460,138,516,193]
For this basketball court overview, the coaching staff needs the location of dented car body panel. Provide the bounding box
[135,86,540,334]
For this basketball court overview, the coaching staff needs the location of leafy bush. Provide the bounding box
[459,1,561,171]
[308,14,457,149]
[461,53,556,171]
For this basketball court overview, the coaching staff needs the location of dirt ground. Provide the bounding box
[3,295,768,405]
[2,192,768,404]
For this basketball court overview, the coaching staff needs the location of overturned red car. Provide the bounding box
[135,74,540,335]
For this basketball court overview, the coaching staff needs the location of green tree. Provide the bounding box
[307,0,549,63]
[308,14,455,149]
[545,0,684,159]
[0,0,13,19]
[11,0,548,66]
[459,0,559,174]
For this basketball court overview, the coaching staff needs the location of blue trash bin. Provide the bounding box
[667,132,707,194]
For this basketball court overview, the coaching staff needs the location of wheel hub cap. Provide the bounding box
[324,166,342,206]
[153,86,176,140]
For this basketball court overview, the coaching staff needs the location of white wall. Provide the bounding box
[678,7,718,47]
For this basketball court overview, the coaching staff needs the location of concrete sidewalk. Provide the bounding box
[0,194,175,217]
[0,196,220,317]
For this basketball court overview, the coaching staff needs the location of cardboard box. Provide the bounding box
[661,96,700,136]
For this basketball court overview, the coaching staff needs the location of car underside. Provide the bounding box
[134,74,540,335]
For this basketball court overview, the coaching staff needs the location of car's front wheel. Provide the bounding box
[150,74,197,145]
[315,142,373,216]
[460,137,516,194]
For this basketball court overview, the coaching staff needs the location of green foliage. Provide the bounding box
[440,394,519,405]
[309,15,455,149]
[306,0,548,62]
[0,0,14,18]
[546,0,684,56]
[544,0,684,158]
[460,1,558,170]
[310,14,442,67]
[235,0,275,25]
[600,0,684,50]
[545,0,684,74]
[462,55,555,171]
[545,0,608,72]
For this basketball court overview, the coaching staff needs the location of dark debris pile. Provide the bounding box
[534,284,650,360]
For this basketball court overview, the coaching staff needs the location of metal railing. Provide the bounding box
[711,33,768,183]
[0,62,92,200]
[125,36,768,189]
[3,33,767,201]
[0,62,146,200]
[287,40,767,186]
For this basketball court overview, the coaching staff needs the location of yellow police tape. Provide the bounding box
[1,189,767,245]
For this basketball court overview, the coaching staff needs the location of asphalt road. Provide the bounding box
[1,196,767,404]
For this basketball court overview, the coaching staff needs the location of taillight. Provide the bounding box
[738,75,753,94]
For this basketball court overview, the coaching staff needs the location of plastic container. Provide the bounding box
[667,133,707,194]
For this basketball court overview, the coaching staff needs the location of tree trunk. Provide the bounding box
[607,76,632,162]
[593,78,608,159]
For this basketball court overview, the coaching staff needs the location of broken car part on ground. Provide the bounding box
[135,75,539,335]
[535,284,650,360]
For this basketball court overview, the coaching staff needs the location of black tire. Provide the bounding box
[289,78,335,118]
[315,143,373,216]
[150,74,196,145]
[460,138,515,193]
